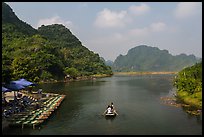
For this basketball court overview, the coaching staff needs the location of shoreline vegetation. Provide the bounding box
[38,74,113,84]
[38,72,177,84]
[173,62,202,116]
[38,71,178,84]
[114,71,177,75]
[160,96,202,116]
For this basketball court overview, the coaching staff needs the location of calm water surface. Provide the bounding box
[2,75,202,135]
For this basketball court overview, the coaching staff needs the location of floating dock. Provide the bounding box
[7,93,66,129]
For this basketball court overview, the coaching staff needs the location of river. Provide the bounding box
[2,75,202,135]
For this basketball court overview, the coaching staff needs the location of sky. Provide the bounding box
[6,2,202,61]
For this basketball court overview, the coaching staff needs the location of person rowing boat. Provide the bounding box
[102,102,118,116]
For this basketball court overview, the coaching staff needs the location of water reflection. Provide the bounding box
[115,75,174,96]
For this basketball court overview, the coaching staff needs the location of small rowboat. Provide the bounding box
[103,103,118,117]
[104,109,118,117]
[104,112,117,120]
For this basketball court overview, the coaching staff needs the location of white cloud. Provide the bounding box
[128,21,167,38]
[128,3,150,16]
[150,22,167,32]
[94,8,131,28]
[174,2,202,19]
[94,3,150,29]
[36,15,73,29]
[128,27,149,37]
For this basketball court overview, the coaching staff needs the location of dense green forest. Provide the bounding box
[113,45,201,72]
[2,3,112,83]
[173,61,202,110]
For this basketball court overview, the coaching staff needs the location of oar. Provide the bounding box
[114,110,119,115]
[102,110,107,116]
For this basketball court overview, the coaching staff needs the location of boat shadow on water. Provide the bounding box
[105,115,116,121]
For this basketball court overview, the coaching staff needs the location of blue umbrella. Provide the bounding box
[11,78,36,87]
[6,83,25,91]
[6,83,25,100]
[2,86,11,93]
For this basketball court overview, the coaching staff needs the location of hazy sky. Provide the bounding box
[6,2,202,61]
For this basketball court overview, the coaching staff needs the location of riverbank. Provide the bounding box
[37,72,177,84]
[160,96,202,116]
[38,74,113,84]
[114,71,177,76]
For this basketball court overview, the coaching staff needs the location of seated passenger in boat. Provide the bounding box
[107,105,112,114]
[109,102,118,115]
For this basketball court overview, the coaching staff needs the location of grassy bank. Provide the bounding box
[176,90,202,113]
[91,74,113,78]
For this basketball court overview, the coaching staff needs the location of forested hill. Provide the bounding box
[2,2,37,37]
[38,24,81,48]
[2,2,112,83]
[113,45,201,72]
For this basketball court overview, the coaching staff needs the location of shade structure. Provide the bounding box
[2,86,11,93]
[11,78,36,87]
[6,83,25,91]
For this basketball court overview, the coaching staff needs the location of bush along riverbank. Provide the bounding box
[173,62,202,116]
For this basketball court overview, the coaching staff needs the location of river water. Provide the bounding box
[2,75,202,135]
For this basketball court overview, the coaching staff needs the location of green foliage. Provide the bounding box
[11,57,40,82]
[38,24,81,48]
[174,61,202,109]
[64,67,79,79]
[2,3,112,83]
[38,24,112,77]
[113,45,201,72]
[40,71,53,82]
[2,53,12,84]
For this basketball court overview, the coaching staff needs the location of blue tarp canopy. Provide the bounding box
[6,83,25,91]
[10,78,36,87]
[2,86,11,93]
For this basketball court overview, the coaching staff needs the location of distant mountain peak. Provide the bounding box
[113,45,201,72]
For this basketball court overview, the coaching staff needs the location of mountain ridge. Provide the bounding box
[112,45,201,72]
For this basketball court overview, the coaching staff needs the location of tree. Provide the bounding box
[64,67,79,79]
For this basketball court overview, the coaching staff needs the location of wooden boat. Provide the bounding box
[104,111,117,120]
[103,104,118,117]
[104,109,118,117]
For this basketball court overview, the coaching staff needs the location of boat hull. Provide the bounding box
[105,113,116,117]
